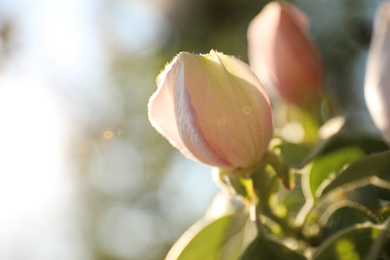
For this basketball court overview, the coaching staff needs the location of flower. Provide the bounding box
[148,50,273,172]
[247,1,323,105]
[365,2,390,144]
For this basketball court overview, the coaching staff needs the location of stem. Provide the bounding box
[250,160,302,239]
[252,203,265,236]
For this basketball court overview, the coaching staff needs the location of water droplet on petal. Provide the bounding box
[242,106,252,115]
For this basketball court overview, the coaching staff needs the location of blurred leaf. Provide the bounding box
[279,142,313,168]
[366,219,390,260]
[228,174,256,201]
[312,223,385,260]
[239,234,307,260]
[265,151,294,190]
[268,174,306,225]
[165,212,249,260]
[276,116,346,169]
[322,207,377,239]
[279,174,306,217]
[322,134,389,156]
[379,205,390,221]
[300,151,390,238]
[321,150,390,196]
[250,164,291,232]
[309,146,365,198]
[301,186,381,239]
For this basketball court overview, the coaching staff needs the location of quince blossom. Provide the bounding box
[148,51,273,172]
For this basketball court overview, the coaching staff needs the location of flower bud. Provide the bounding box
[365,3,390,143]
[148,50,273,172]
[247,1,323,105]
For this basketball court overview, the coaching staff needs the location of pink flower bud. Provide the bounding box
[247,1,323,105]
[365,3,390,143]
[148,51,273,171]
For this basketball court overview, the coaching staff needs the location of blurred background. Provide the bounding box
[0,0,385,259]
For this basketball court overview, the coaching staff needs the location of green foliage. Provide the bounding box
[311,223,384,260]
[165,212,250,260]
[239,234,307,260]
[307,146,365,198]
[167,139,390,259]
[320,150,390,196]
[321,207,377,238]
[279,142,313,168]
[300,151,390,241]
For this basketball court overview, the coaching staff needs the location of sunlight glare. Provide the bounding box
[0,72,70,239]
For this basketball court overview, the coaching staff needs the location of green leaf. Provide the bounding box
[321,207,377,239]
[308,146,365,198]
[322,135,389,156]
[299,151,390,239]
[264,151,293,190]
[312,223,385,260]
[321,150,390,196]
[272,174,306,220]
[279,142,313,168]
[366,219,390,260]
[301,186,381,239]
[239,234,307,260]
[165,212,249,260]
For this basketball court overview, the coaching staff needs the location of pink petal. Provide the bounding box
[365,3,390,143]
[177,51,273,170]
[248,2,322,105]
[174,64,234,169]
[148,55,196,160]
